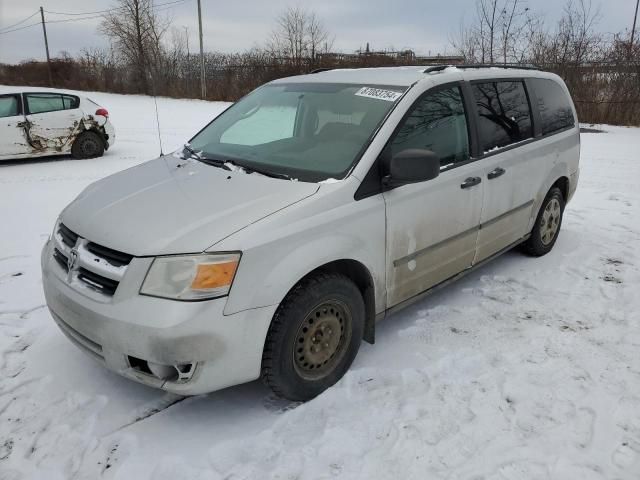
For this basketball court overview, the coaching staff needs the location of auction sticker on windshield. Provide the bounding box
[355,87,402,102]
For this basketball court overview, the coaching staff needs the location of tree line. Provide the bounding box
[0,0,638,125]
[452,0,640,125]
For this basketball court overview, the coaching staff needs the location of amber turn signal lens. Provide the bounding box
[191,261,238,290]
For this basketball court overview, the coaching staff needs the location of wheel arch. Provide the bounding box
[529,162,572,232]
[80,117,108,146]
[551,176,570,201]
[274,259,377,345]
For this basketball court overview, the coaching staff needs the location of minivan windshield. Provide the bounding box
[188,83,406,182]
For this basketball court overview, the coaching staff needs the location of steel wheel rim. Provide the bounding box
[540,198,561,245]
[81,137,99,156]
[293,300,352,380]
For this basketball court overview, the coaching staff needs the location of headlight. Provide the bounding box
[140,253,240,300]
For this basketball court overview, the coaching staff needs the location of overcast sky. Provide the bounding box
[0,0,636,64]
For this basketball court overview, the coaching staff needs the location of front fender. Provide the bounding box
[220,188,387,317]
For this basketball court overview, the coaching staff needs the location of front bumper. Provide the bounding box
[41,239,276,395]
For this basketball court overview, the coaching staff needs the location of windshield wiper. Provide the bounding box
[226,159,292,180]
[183,144,231,171]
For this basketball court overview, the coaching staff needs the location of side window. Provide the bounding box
[529,78,575,135]
[62,95,79,109]
[472,81,533,153]
[0,95,20,118]
[25,93,66,114]
[389,86,469,169]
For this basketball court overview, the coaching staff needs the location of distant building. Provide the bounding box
[317,48,464,65]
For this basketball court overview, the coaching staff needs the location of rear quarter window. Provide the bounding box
[528,78,575,135]
[62,95,80,109]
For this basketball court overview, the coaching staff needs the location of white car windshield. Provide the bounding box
[188,83,407,182]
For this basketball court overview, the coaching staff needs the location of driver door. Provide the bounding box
[0,94,32,159]
[383,84,485,307]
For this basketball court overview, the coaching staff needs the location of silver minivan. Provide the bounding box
[41,66,580,401]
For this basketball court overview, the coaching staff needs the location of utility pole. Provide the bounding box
[39,6,53,86]
[631,0,639,57]
[183,26,190,92]
[197,0,206,99]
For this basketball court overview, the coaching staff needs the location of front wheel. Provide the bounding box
[522,186,565,256]
[261,272,364,401]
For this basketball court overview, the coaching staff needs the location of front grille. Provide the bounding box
[86,242,133,267]
[58,223,78,248]
[52,223,134,297]
[53,248,69,271]
[77,267,119,296]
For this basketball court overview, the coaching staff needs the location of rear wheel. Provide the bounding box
[71,131,105,159]
[522,187,565,256]
[261,272,364,401]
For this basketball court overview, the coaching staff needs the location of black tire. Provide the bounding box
[71,131,105,159]
[522,186,565,256]
[261,272,365,401]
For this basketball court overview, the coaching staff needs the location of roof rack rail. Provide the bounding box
[424,63,542,73]
[423,65,450,73]
[310,68,334,74]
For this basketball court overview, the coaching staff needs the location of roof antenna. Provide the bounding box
[148,0,164,157]
[152,91,164,157]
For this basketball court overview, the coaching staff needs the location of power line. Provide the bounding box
[44,0,190,17]
[45,15,108,25]
[0,21,41,35]
[0,0,191,36]
[0,10,39,32]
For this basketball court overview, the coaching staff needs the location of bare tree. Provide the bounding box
[100,0,169,94]
[268,6,331,69]
[307,11,333,64]
[451,0,538,64]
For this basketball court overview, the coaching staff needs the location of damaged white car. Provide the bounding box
[0,88,115,161]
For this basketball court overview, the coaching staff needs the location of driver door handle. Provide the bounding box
[487,167,506,180]
[460,177,482,189]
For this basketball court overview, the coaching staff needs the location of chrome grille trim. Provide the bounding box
[52,223,133,297]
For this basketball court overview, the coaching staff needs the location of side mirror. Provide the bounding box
[384,149,440,188]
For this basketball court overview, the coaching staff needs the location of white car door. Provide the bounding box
[470,80,537,261]
[0,93,32,159]
[23,93,84,153]
[383,84,484,308]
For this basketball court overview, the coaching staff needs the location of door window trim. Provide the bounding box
[468,78,535,157]
[23,92,80,115]
[355,81,474,200]
[354,76,578,200]
[468,77,576,161]
[386,81,474,174]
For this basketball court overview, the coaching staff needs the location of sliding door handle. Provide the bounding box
[460,177,482,189]
[487,167,506,180]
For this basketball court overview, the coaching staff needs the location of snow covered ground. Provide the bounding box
[1,88,639,480]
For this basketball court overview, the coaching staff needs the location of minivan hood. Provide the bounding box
[62,156,319,256]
